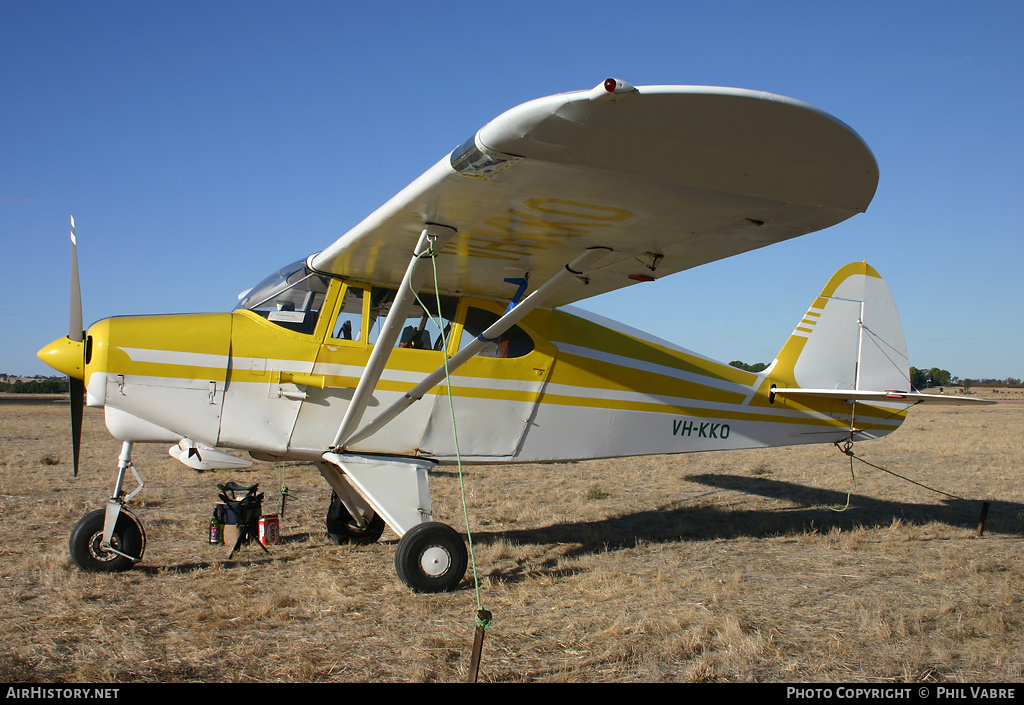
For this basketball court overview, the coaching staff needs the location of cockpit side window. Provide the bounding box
[235,260,330,335]
[329,285,366,342]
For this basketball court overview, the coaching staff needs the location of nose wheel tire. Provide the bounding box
[68,508,144,572]
[394,522,467,593]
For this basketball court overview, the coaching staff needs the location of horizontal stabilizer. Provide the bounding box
[772,388,996,406]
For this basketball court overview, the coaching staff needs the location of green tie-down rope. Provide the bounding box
[410,242,490,627]
[277,464,296,518]
[827,445,857,513]
[830,438,971,513]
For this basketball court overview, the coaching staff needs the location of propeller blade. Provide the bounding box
[68,216,85,476]
[69,216,84,342]
[70,376,84,477]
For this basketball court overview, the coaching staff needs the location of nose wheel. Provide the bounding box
[68,508,145,572]
[394,522,467,593]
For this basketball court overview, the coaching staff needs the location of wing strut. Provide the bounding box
[329,224,457,449]
[340,246,612,449]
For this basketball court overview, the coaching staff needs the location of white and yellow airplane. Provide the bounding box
[38,80,989,592]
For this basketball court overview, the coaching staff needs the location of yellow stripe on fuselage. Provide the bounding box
[534,308,758,386]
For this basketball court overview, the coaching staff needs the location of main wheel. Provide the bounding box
[326,492,386,545]
[68,508,144,572]
[394,522,467,593]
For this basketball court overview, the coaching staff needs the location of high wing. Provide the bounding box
[308,80,879,307]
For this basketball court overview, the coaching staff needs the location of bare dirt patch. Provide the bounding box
[1,400,1021,682]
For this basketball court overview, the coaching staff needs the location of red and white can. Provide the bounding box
[259,514,280,546]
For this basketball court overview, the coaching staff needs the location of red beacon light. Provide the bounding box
[591,78,636,101]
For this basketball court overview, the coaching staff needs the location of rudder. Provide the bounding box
[770,262,910,395]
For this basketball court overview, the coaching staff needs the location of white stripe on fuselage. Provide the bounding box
[118,348,547,395]
[549,341,752,396]
[120,347,228,369]
[117,347,901,428]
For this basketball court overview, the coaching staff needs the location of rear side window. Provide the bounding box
[459,307,534,358]
[366,287,459,352]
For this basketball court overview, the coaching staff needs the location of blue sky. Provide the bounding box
[3,0,1022,380]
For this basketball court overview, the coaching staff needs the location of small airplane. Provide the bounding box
[38,79,992,592]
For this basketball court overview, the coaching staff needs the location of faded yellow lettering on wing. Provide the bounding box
[448,198,635,261]
[523,198,634,222]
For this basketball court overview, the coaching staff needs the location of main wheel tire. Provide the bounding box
[394,522,467,593]
[326,492,386,545]
[68,509,144,572]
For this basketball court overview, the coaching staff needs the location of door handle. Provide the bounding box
[270,371,326,389]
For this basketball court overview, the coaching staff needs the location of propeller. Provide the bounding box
[68,216,85,476]
[37,216,89,476]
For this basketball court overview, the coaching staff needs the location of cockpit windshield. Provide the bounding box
[235,260,330,335]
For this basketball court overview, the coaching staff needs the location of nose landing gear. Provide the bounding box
[68,441,147,572]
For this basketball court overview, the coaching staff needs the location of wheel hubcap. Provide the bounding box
[87,532,119,562]
[420,546,451,577]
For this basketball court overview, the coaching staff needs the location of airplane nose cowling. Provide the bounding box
[38,336,85,379]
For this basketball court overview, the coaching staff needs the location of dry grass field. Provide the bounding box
[1,391,1021,683]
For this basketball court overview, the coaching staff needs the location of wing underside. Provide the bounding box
[309,83,879,307]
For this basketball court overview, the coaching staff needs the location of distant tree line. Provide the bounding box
[0,376,70,394]
[959,377,1022,388]
[910,367,952,388]
[910,367,1022,389]
[729,361,768,373]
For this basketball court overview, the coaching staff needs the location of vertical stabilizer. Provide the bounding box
[771,262,910,397]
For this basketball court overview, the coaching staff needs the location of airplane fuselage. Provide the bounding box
[73,271,905,467]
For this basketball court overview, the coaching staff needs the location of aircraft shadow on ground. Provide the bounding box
[474,474,1023,564]
[135,477,1020,584]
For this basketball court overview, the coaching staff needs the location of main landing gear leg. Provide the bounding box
[320,452,467,592]
[68,441,147,572]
